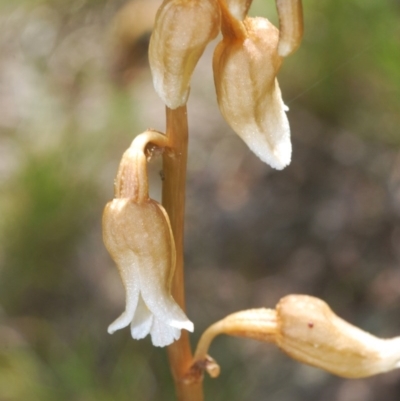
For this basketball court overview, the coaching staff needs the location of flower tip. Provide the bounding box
[153,75,189,109]
[107,321,124,335]
[186,320,195,333]
[250,132,292,170]
[270,145,292,171]
[278,41,294,58]
[107,324,118,335]
[168,316,194,332]
[176,319,194,333]
[107,308,135,335]
[269,156,291,171]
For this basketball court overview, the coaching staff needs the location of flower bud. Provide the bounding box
[149,0,220,109]
[213,16,291,169]
[193,295,400,378]
[275,295,400,378]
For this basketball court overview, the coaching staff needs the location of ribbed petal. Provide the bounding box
[130,296,154,339]
[103,197,193,345]
[241,79,291,169]
[108,274,140,334]
[136,201,194,333]
[150,317,182,347]
[140,283,194,332]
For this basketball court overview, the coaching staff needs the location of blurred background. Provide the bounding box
[1,0,400,400]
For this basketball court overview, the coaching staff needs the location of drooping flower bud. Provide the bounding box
[192,295,400,378]
[103,131,194,347]
[275,295,400,378]
[213,11,291,169]
[149,0,220,109]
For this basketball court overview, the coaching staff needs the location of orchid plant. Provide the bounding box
[102,1,400,400]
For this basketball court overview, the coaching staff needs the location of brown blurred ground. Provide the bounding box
[0,0,400,400]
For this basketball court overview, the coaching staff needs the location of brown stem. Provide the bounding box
[162,106,204,401]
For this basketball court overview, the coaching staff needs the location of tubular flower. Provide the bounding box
[103,132,194,347]
[213,6,291,170]
[149,0,220,109]
[274,295,400,378]
[193,295,400,379]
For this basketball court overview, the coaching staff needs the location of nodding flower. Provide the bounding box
[102,132,194,347]
[148,0,303,169]
[192,295,400,379]
[213,2,293,170]
[149,0,220,109]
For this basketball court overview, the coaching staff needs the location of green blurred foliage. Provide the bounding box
[0,0,400,400]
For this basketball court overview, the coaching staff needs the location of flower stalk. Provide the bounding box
[163,106,204,401]
[105,0,306,399]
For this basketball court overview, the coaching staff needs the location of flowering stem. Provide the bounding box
[162,106,204,401]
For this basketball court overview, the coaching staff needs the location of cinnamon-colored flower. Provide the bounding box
[149,0,220,109]
[213,7,291,169]
[103,132,193,347]
[103,198,194,347]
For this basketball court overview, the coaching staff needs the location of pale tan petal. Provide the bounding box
[150,317,182,347]
[103,198,193,345]
[275,295,400,378]
[276,0,304,57]
[214,17,291,169]
[225,0,253,20]
[149,0,220,108]
[130,296,154,339]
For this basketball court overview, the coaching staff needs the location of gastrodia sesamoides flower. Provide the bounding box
[103,132,194,347]
[213,5,291,170]
[193,295,400,379]
[149,0,220,109]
